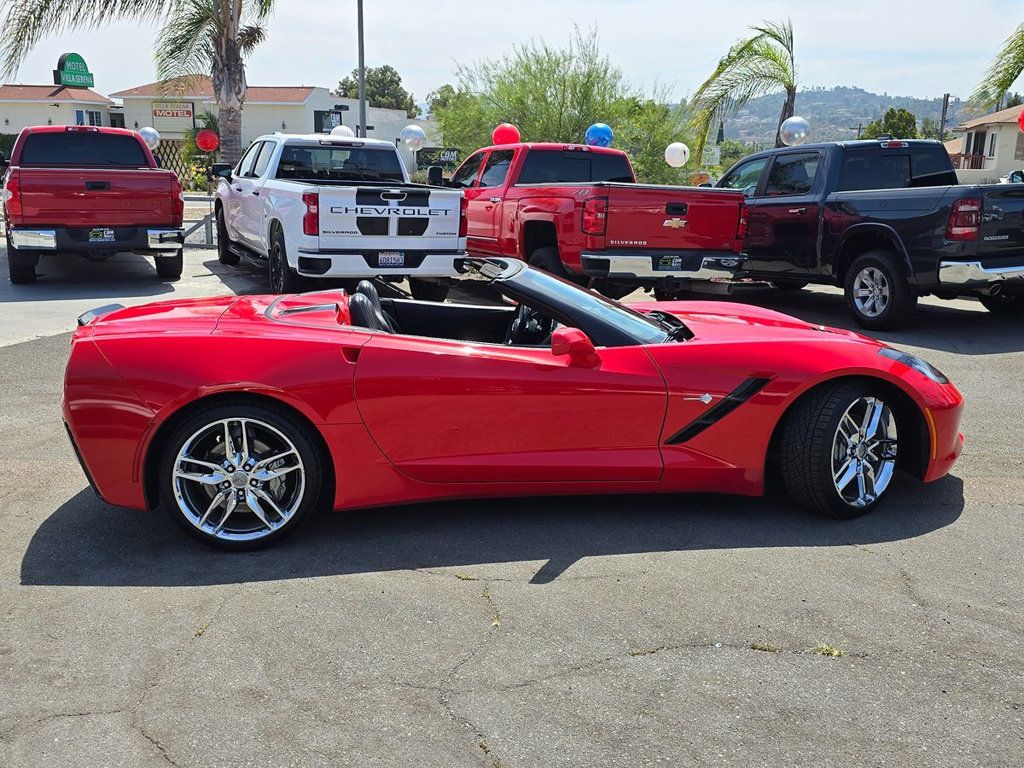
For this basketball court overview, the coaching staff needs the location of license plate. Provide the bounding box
[89,228,115,243]
[655,255,683,271]
[378,251,405,267]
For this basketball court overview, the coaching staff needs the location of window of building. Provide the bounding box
[1016,133,1024,162]
[988,133,997,158]
[74,109,102,126]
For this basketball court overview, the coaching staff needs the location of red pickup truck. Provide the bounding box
[432,143,746,298]
[1,125,185,284]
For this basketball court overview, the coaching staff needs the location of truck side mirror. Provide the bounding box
[427,165,445,186]
[551,327,601,368]
[216,167,232,180]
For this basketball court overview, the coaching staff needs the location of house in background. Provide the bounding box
[0,84,114,135]
[949,105,1024,183]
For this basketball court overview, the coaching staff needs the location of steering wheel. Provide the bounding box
[504,303,557,346]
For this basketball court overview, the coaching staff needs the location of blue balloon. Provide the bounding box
[585,123,613,147]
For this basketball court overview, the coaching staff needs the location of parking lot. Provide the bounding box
[1,246,1022,767]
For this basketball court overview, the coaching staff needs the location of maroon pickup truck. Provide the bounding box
[431,143,746,298]
[2,125,185,284]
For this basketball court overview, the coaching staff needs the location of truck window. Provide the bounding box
[837,150,910,191]
[719,157,768,194]
[450,152,485,188]
[764,153,819,196]
[909,148,959,187]
[236,142,262,177]
[516,150,633,184]
[275,144,405,182]
[252,141,275,177]
[479,150,514,187]
[19,131,148,167]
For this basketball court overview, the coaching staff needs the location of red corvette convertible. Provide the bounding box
[63,258,964,549]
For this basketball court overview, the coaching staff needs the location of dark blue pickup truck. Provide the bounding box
[711,139,1024,329]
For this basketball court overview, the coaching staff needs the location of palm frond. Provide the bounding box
[237,23,268,55]
[154,0,217,87]
[970,21,1024,110]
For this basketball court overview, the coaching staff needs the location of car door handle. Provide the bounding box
[489,197,501,203]
[252,190,260,196]
[84,180,111,191]
[788,208,807,214]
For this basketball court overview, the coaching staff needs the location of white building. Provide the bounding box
[0,84,114,135]
[950,105,1024,183]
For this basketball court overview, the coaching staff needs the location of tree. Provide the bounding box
[0,0,276,164]
[970,20,1024,110]
[1006,91,1023,108]
[919,117,947,141]
[433,28,692,184]
[688,19,797,161]
[861,107,918,139]
[336,65,419,118]
[426,84,457,116]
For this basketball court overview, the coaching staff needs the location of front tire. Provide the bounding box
[979,292,1024,316]
[156,250,183,280]
[159,401,323,550]
[779,381,900,519]
[844,252,917,330]
[216,207,240,266]
[269,225,303,294]
[409,277,450,302]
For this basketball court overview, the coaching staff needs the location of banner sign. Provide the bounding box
[53,53,94,88]
[152,102,196,132]
[417,147,460,169]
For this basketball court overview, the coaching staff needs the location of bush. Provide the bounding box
[0,133,18,157]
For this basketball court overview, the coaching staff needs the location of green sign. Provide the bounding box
[53,53,94,88]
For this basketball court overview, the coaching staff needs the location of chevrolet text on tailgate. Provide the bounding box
[215,133,467,300]
[435,142,746,299]
[1,125,185,284]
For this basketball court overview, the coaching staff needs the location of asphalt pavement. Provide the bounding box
[1,247,1022,767]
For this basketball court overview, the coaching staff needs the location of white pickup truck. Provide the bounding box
[215,133,467,299]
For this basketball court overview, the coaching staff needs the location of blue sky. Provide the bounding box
[7,0,1023,102]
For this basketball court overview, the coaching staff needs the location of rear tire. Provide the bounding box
[7,238,37,284]
[156,250,183,280]
[779,381,901,519]
[216,207,239,266]
[527,246,568,278]
[844,252,917,330]
[592,279,635,300]
[269,226,303,294]
[979,292,1024,316]
[408,278,450,302]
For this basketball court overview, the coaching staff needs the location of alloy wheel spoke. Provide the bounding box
[252,487,287,520]
[175,469,227,486]
[862,398,884,437]
[244,489,275,530]
[835,459,858,491]
[253,449,296,472]
[180,456,226,473]
[213,494,238,534]
[198,491,229,527]
[863,462,878,500]
[238,419,249,465]
[856,467,867,501]
[253,463,300,482]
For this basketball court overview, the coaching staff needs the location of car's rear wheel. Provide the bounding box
[159,401,323,550]
[844,252,917,330]
[408,278,450,302]
[6,237,37,284]
[779,381,900,519]
[269,225,303,294]
[979,292,1024,316]
[156,250,183,280]
[216,206,239,265]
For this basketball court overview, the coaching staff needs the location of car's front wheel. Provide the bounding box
[216,206,240,265]
[779,381,900,518]
[159,401,323,550]
[269,226,303,294]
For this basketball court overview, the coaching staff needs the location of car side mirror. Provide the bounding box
[216,167,232,180]
[551,327,601,368]
[427,165,445,186]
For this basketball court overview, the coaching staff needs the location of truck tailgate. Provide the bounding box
[16,168,176,227]
[979,186,1024,266]
[603,184,743,252]
[316,184,463,253]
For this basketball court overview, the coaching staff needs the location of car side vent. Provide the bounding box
[664,377,771,445]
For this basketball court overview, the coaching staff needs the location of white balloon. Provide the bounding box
[400,124,426,151]
[139,126,161,151]
[664,142,690,168]
[779,116,811,146]
[330,124,355,137]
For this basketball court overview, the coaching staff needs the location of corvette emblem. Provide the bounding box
[682,393,715,404]
[663,218,687,229]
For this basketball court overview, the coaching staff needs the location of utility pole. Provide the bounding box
[357,0,367,138]
[939,93,950,142]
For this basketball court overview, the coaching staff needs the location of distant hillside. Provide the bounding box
[718,86,972,146]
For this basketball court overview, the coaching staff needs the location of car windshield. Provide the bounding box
[276,144,405,182]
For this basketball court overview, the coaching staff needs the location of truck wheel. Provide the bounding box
[527,247,569,278]
[779,380,900,519]
[7,239,37,284]
[771,279,808,291]
[156,250,184,280]
[593,279,635,300]
[408,278,450,302]
[269,226,303,294]
[979,292,1024,316]
[844,252,917,331]
[216,207,239,266]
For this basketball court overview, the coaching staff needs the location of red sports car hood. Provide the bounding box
[634,300,881,346]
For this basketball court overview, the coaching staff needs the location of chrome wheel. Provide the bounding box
[852,266,890,318]
[831,396,898,509]
[172,417,306,542]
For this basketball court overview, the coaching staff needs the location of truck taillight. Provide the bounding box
[946,198,980,241]
[582,196,608,235]
[737,201,748,242]
[170,175,184,222]
[459,195,468,238]
[302,191,319,236]
[2,170,21,222]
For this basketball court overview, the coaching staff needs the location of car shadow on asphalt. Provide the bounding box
[0,250,182,303]
[21,474,964,588]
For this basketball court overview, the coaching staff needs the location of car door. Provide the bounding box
[468,149,514,255]
[448,150,488,253]
[743,151,823,273]
[225,141,261,242]
[244,140,277,255]
[230,141,264,250]
[352,333,667,484]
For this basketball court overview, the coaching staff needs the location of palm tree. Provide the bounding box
[0,0,275,163]
[688,19,797,161]
[970,21,1024,111]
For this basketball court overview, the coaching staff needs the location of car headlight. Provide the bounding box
[878,347,949,384]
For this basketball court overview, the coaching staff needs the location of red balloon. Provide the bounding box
[491,123,521,145]
[195,128,220,153]
[1018,108,1024,133]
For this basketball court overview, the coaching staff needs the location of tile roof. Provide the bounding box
[110,76,316,103]
[956,104,1024,130]
[0,84,112,104]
